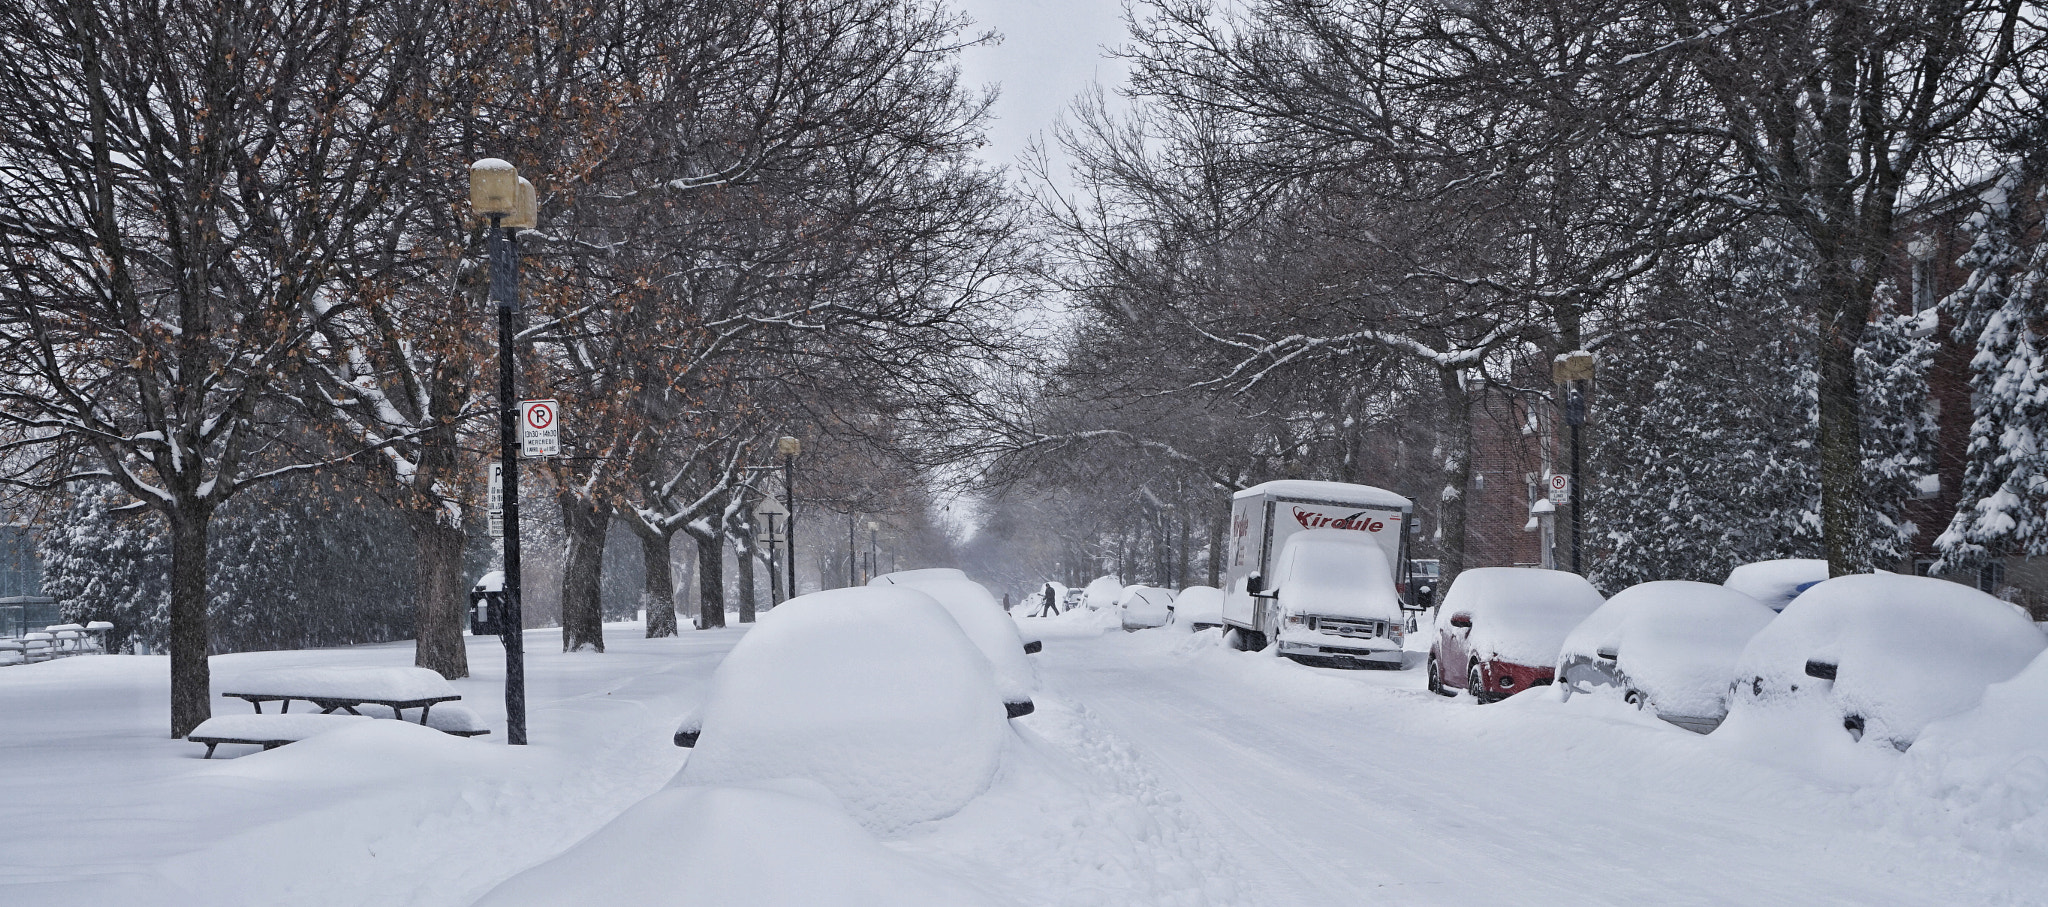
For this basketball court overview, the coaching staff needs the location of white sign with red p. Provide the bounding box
[519,399,561,457]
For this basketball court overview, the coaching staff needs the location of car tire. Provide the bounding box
[1469,663,1491,705]
[1426,652,1443,695]
[1624,689,1645,710]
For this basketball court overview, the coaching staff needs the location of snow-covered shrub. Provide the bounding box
[673,587,1008,831]
[1719,573,2046,764]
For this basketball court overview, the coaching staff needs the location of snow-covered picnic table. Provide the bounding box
[219,666,462,725]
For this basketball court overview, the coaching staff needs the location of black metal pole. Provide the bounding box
[491,217,527,746]
[783,453,796,599]
[1566,382,1585,576]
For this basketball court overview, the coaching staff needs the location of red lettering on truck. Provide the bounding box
[1291,507,1386,533]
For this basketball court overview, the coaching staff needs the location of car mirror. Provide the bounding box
[1246,574,1266,596]
[1595,647,1618,661]
[1803,660,1838,681]
[1449,614,1472,629]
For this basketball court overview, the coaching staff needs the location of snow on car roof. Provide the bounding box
[1724,559,1830,610]
[1233,479,1411,508]
[871,569,1037,701]
[1439,567,1605,666]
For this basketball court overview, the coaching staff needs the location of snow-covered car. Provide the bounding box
[669,586,1013,831]
[1081,575,1123,610]
[1430,568,1604,702]
[1723,558,1829,611]
[1175,585,1225,631]
[1557,581,1779,733]
[1720,573,2046,754]
[869,568,1037,715]
[1117,585,1175,631]
[1263,528,1407,668]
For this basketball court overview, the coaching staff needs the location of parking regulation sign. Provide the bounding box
[519,399,561,457]
[1547,473,1570,504]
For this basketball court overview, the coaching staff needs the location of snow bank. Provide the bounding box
[1272,528,1402,621]
[871,568,1037,701]
[186,713,370,743]
[475,781,996,907]
[1013,601,1122,639]
[1894,648,2048,859]
[1724,559,1829,611]
[1117,585,1174,630]
[1174,585,1224,627]
[1559,581,1777,721]
[1438,567,1604,665]
[1717,573,2046,774]
[673,587,1008,832]
[1081,575,1123,610]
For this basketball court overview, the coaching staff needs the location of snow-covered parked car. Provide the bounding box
[1557,581,1779,733]
[1430,567,1604,702]
[1261,528,1408,668]
[1118,585,1175,631]
[1723,558,1829,611]
[1719,573,2046,754]
[669,586,1013,832]
[1175,585,1225,631]
[869,568,1037,715]
[1081,575,1123,610]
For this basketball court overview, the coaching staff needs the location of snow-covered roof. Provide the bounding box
[1234,480,1410,509]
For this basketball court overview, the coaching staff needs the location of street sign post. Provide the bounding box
[519,399,560,457]
[1548,473,1570,504]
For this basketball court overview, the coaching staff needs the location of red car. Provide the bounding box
[1428,567,1604,703]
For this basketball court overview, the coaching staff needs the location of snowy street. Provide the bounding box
[7,615,2048,906]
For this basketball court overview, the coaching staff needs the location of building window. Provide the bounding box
[1908,236,1937,313]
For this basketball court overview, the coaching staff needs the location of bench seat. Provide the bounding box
[186,713,371,758]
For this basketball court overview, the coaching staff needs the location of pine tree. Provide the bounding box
[1936,160,2048,573]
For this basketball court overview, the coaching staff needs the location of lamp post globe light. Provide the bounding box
[777,435,801,598]
[469,158,537,746]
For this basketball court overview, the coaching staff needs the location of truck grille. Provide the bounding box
[1317,618,1383,638]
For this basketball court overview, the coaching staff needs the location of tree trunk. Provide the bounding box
[1437,366,1476,590]
[410,514,469,678]
[695,529,726,628]
[1817,289,1873,576]
[1207,507,1226,587]
[168,511,212,738]
[559,493,610,652]
[1176,512,1191,590]
[641,529,678,638]
[735,534,757,623]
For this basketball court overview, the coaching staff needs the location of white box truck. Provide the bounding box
[1222,480,1415,666]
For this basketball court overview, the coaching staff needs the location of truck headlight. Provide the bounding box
[1285,613,1308,628]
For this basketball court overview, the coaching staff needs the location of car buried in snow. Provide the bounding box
[1429,567,1604,702]
[1174,585,1226,631]
[1556,580,1779,733]
[1117,585,1175,631]
[1723,558,1830,612]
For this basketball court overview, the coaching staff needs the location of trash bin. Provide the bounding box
[469,571,506,636]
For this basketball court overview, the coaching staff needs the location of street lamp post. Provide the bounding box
[1553,351,1596,576]
[867,521,880,582]
[777,435,801,598]
[469,159,536,746]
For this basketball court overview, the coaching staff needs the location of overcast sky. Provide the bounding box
[950,0,1132,178]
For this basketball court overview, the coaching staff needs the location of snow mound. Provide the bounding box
[1718,573,2046,771]
[475,781,998,907]
[1117,584,1174,630]
[1559,581,1777,721]
[1895,648,2048,859]
[1081,575,1123,610]
[1724,559,1829,611]
[673,587,1009,832]
[1437,567,1604,666]
[1013,601,1122,639]
[870,568,1036,701]
[186,713,369,743]
[1174,585,1225,627]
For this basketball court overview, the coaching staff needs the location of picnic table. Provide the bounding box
[220,666,462,725]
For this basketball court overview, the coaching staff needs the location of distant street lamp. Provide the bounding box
[1552,351,1597,575]
[469,158,537,746]
[868,520,881,582]
[778,435,801,598]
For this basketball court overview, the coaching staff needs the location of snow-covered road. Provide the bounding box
[6,616,2048,906]
[1029,627,2048,906]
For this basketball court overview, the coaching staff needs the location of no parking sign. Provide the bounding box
[1547,473,1570,504]
[519,399,560,457]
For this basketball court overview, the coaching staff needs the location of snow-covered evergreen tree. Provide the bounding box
[1857,302,1938,569]
[1936,159,2048,573]
[1588,236,1822,591]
